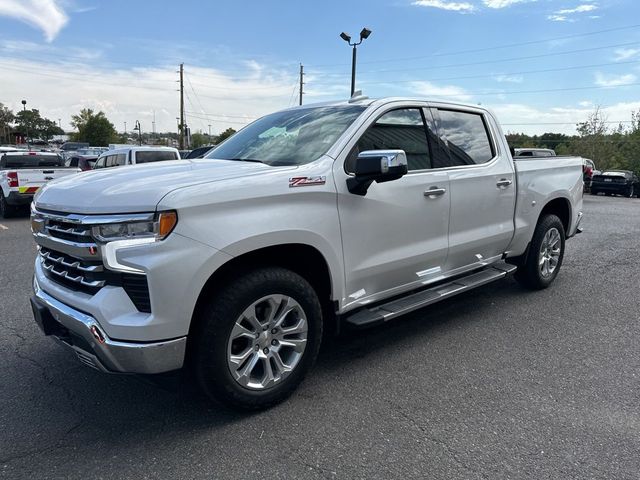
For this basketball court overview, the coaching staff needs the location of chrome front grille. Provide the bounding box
[33,208,153,312]
[39,247,106,291]
[46,221,93,243]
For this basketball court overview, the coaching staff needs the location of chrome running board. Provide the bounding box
[344,262,517,328]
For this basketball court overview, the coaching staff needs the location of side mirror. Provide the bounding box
[347,150,408,196]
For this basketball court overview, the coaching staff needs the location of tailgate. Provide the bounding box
[16,169,78,194]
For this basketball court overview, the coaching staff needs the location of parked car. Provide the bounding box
[29,97,584,409]
[93,146,180,169]
[590,170,640,197]
[185,145,216,159]
[76,147,108,157]
[59,142,90,159]
[514,148,556,157]
[0,151,78,217]
[66,155,98,171]
[582,158,596,191]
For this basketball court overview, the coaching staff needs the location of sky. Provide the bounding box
[0,0,639,136]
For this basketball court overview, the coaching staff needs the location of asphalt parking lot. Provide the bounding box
[1,194,639,479]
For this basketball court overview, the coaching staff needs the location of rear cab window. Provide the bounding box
[134,150,179,163]
[0,154,65,169]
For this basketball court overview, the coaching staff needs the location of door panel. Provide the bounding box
[433,108,516,272]
[337,171,450,307]
[335,105,451,308]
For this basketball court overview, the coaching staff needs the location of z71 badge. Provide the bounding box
[289,176,326,187]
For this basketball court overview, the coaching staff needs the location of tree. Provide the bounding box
[14,108,63,141]
[0,103,15,143]
[215,127,236,144]
[191,132,207,148]
[71,109,117,146]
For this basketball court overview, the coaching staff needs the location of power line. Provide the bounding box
[307,41,640,76]
[305,60,640,88]
[307,23,640,69]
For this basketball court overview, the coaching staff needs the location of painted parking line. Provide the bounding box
[0,224,8,230]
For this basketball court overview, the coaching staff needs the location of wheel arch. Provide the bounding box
[190,243,336,337]
[539,196,571,234]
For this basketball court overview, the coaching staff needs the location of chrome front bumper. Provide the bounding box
[31,277,186,374]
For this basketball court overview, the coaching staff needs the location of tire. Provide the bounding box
[192,267,323,410]
[627,185,635,198]
[0,191,15,219]
[515,214,566,290]
[590,189,598,195]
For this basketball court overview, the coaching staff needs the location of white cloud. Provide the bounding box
[483,0,534,8]
[594,72,637,87]
[494,101,640,135]
[0,56,301,134]
[494,74,523,83]
[0,0,68,42]
[555,4,598,15]
[412,0,476,13]
[410,81,472,101]
[548,3,598,22]
[614,48,640,62]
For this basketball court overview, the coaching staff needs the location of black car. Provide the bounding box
[185,145,216,159]
[591,170,640,197]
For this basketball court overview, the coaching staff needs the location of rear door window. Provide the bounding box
[436,110,495,166]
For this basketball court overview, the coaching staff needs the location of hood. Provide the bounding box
[34,159,283,214]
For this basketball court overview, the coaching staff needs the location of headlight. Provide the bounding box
[92,211,177,242]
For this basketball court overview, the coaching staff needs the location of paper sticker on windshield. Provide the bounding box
[289,176,326,187]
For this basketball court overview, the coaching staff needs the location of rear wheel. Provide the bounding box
[192,267,323,410]
[515,214,565,290]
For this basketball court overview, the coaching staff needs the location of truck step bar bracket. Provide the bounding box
[344,262,517,328]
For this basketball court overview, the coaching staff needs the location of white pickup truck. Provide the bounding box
[29,97,584,409]
[1,152,78,218]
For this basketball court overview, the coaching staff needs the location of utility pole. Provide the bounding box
[208,124,211,139]
[299,64,304,106]
[124,121,127,135]
[179,63,185,150]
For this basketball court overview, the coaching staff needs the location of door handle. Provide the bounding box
[424,187,446,197]
[496,178,512,188]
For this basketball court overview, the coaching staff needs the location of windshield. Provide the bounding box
[203,105,366,166]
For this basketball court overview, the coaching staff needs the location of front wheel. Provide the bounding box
[515,214,566,290]
[192,267,323,410]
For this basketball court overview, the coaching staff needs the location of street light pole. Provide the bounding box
[340,28,372,96]
[134,120,142,146]
[21,99,28,148]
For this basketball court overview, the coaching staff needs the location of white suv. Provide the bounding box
[93,146,180,169]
